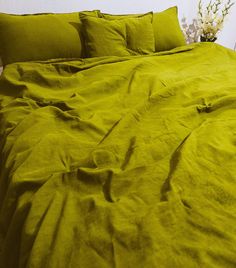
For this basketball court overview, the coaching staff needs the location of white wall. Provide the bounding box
[219,4,236,50]
[0,0,235,49]
[0,0,189,15]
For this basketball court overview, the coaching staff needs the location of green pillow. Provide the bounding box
[81,16,130,57]
[153,7,186,52]
[0,11,100,66]
[125,13,155,55]
[100,6,186,52]
[81,13,155,57]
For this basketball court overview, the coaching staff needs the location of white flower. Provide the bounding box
[198,0,235,40]
[215,16,223,24]
[202,22,212,32]
[199,28,204,35]
[204,14,214,23]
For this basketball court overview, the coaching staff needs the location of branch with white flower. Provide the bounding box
[181,17,201,44]
[198,0,234,42]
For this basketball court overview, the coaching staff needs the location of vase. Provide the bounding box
[200,36,217,42]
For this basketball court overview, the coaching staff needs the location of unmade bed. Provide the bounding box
[0,8,236,268]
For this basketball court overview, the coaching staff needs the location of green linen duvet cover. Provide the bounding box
[0,43,236,268]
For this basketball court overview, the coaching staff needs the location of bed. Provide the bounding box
[0,7,236,268]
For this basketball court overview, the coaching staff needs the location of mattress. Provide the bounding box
[0,42,236,267]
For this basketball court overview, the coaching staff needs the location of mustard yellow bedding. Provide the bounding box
[0,43,236,267]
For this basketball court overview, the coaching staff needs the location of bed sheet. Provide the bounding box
[0,43,236,267]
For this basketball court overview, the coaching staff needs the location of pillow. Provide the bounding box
[0,11,100,66]
[152,7,186,52]
[81,13,155,57]
[100,6,186,52]
[124,13,155,55]
[77,10,101,56]
[81,16,130,57]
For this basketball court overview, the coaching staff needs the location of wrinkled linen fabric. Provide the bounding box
[0,43,236,268]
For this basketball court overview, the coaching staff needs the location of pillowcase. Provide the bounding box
[152,6,186,52]
[81,16,130,57]
[0,11,100,66]
[115,13,155,55]
[77,10,101,56]
[81,13,155,57]
[100,6,186,52]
